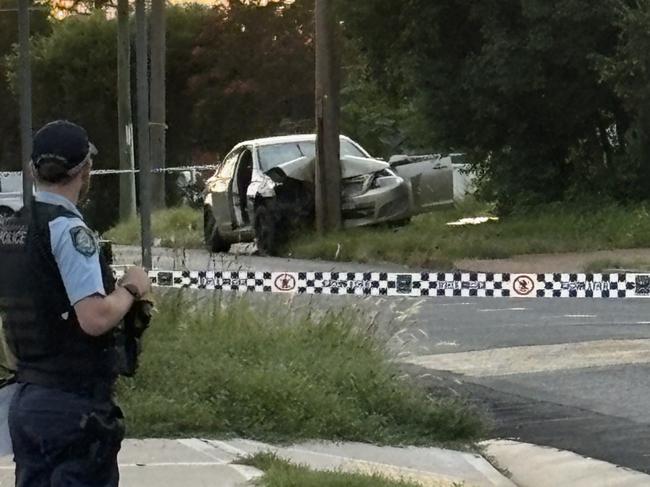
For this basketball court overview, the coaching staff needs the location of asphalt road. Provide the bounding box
[114,246,650,474]
[388,297,650,469]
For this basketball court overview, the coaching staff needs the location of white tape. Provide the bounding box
[0,164,219,178]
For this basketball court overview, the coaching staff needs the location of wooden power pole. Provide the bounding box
[17,0,32,212]
[136,0,152,269]
[314,0,341,234]
[117,0,136,220]
[149,0,166,209]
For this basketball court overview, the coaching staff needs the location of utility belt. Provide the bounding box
[15,368,115,402]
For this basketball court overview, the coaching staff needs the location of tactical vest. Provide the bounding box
[0,201,117,394]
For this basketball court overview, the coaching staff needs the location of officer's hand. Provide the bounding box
[122,266,152,299]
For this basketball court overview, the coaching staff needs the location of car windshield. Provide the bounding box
[258,139,367,172]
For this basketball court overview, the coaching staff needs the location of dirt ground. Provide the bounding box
[454,248,650,273]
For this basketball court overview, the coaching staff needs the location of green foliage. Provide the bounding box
[598,0,650,202]
[337,0,646,212]
[340,54,432,159]
[0,0,50,169]
[188,0,315,158]
[165,4,213,165]
[104,206,202,248]
[10,0,650,217]
[28,12,118,163]
[3,2,316,228]
[118,294,483,444]
[245,453,424,487]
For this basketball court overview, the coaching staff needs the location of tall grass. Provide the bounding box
[104,206,202,249]
[117,292,483,444]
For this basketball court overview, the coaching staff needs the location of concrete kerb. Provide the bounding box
[483,439,650,487]
[213,438,515,487]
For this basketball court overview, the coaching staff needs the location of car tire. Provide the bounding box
[389,217,412,227]
[254,204,281,256]
[0,207,13,223]
[204,207,230,253]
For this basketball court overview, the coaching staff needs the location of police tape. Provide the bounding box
[111,269,650,299]
[0,164,219,178]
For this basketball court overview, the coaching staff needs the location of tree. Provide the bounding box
[188,0,315,158]
[339,0,627,211]
[5,3,318,227]
[600,0,650,201]
[26,13,119,227]
[0,0,49,170]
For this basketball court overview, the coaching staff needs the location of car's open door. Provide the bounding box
[389,154,454,214]
[206,149,240,233]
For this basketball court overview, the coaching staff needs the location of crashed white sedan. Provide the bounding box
[203,134,453,254]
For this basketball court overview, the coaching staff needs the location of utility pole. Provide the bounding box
[149,0,166,209]
[314,0,341,234]
[136,0,152,269]
[17,0,32,212]
[117,0,136,220]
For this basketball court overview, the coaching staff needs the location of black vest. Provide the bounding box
[0,201,117,393]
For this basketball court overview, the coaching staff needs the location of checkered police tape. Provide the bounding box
[112,269,650,298]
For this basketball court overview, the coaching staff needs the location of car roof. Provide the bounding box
[234,134,355,150]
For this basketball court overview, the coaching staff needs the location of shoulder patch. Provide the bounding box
[70,226,97,257]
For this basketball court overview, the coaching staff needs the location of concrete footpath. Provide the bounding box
[0,438,511,487]
[0,438,649,486]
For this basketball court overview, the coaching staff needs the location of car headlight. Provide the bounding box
[343,169,398,196]
[369,169,396,189]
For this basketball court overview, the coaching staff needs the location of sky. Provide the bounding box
[50,0,286,21]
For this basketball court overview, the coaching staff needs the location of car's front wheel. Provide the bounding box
[203,206,230,253]
[0,207,13,224]
[254,204,282,256]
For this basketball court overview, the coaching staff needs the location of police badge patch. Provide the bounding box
[70,226,97,257]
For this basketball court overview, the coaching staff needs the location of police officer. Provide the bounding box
[0,120,151,486]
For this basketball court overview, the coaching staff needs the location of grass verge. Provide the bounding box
[117,292,483,444]
[583,258,650,273]
[104,206,202,249]
[102,200,650,268]
[287,201,650,267]
[243,453,430,487]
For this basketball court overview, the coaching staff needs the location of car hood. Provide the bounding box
[270,155,389,183]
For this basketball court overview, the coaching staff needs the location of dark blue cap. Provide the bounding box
[31,120,97,173]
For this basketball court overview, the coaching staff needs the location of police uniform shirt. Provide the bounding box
[35,192,106,305]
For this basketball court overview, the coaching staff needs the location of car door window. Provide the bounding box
[218,150,241,180]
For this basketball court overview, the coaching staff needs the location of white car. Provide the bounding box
[0,174,23,218]
[203,134,454,254]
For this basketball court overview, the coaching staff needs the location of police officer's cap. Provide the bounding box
[31,120,98,176]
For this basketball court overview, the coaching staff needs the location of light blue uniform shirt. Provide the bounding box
[35,192,106,305]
